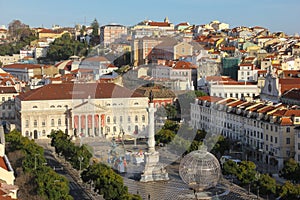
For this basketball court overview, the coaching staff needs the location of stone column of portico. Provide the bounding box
[99,114,101,136]
[85,114,88,137]
[78,115,81,136]
[92,115,95,137]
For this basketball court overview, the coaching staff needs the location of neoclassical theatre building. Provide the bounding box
[15,83,149,139]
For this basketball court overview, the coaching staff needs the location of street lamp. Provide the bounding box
[255,172,261,199]
[34,153,40,170]
[78,156,83,172]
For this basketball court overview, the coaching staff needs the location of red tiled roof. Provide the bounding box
[0,87,17,93]
[3,64,42,70]
[206,76,234,82]
[198,96,223,103]
[149,22,171,27]
[284,110,300,117]
[280,117,293,126]
[82,56,109,62]
[279,78,300,93]
[0,157,8,171]
[257,105,275,113]
[17,83,145,101]
[272,109,287,117]
[227,100,245,107]
[221,46,236,51]
[172,61,197,70]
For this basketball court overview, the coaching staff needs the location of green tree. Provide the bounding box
[91,19,99,37]
[280,158,300,182]
[279,181,300,200]
[223,160,239,176]
[257,174,277,198]
[46,33,88,62]
[81,163,138,200]
[155,129,176,144]
[236,161,257,193]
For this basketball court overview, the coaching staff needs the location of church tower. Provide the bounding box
[260,66,280,103]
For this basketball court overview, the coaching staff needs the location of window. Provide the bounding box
[51,119,55,127]
[25,120,29,128]
[287,127,290,132]
[128,126,131,132]
[50,105,55,108]
[142,115,145,123]
[270,136,273,142]
[286,138,290,144]
[113,126,116,132]
[42,130,46,136]
[58,119,61,126]
[33,106,38,108]
[266,134,268,141]
[275,137,277,144]
[34,120,37,128]
[128,116,131,123]
[135,115,138,123]
[1,97,4,101]
[120,116,123,123]
[42,120,46,127]
[107,116,110,123]
[113,116,116,124]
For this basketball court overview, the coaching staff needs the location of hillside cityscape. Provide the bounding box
[1,17,300,200]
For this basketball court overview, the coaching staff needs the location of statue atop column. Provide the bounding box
[140,90,169,182]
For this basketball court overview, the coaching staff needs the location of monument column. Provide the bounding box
[140,90,169,182]
[147,102,156,152]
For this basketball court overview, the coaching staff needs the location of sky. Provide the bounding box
[1,0,300,35]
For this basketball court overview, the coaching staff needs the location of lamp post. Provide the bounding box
[255,172,261,199]
[78,156,83,173]
[34,153,39,170]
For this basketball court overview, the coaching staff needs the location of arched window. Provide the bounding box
[58,119,61,126]
[113,116,116,124]
[42,130,46,136]
[57,105,62,108]
[135,115,138,123]
[107,116,110,123]
[128,116,131,123]
[142,115,145,123]
[51,119,55,127]
[134,102,139,105]
[50,105,55,108]
[33,106,38,108]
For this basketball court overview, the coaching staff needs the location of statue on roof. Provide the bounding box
[149,90,154,103]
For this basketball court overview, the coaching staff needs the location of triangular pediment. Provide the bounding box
[72,101,106,113]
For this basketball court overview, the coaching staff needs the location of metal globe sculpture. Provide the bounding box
[179,147,221,192]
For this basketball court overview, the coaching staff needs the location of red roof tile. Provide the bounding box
[0,157,8,171]
[3,64,43,70]
[17,83,144,101]
[198,96,223,103]
[280,117,293,126]
[172,61,197,70]
[149,22,171,27]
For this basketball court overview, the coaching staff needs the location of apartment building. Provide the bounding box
[100,24,127,47]
[191,96,300,169]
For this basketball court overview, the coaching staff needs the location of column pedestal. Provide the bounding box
[140,149,169,182]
